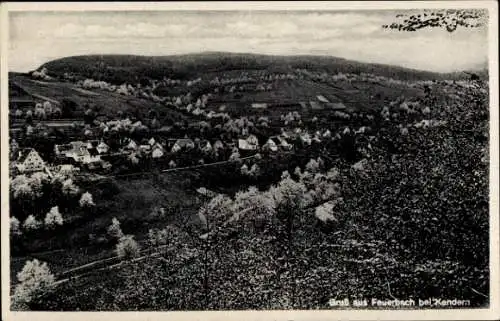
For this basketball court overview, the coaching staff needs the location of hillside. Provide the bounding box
[37,52,468,84]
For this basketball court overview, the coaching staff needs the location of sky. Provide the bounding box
[8,10,488,73]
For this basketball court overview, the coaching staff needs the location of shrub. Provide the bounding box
[116,235,141,259]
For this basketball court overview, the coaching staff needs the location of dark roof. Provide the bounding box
[88,148,99,156]
[16,148,35,163]
[175,138,194,147]
[88,140,99,148]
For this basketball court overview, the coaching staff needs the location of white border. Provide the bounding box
[1,2,499,321]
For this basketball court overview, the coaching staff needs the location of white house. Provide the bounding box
[97,141,109,154]
[152,147,164,159]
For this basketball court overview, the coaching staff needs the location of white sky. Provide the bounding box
[8,10,488,73]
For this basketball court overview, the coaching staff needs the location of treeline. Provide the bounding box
[37,52,465,85]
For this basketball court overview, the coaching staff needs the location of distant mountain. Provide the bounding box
[38,52,475,84]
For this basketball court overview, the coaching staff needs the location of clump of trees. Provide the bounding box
[12,259,55,310]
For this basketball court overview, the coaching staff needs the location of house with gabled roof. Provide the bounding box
[171,138,195,153]
[152,146,164,158]
[97,141,109,154]
[264,138,279,152]
[124,139,138,151]
[199,140,213,153]
[276,136,293,151]
[13,148,46,173]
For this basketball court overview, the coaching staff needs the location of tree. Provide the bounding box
[23,215,41,231]
[10,216,22,237]
[305,158,320,174]
[44,206,64,228]
[61,178,79,196]
[79,191,95,207]
[229,150,241,161]
[240,164,249,176]
[383,9,487,32]
[249,163,261,178]
[11,175,34,199]
[107,217,124,239]
[13,259,55,309]
[116,235,140,259]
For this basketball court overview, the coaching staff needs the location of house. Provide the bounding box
[86,140,99,150]
[54,143,73,156]
[246,135,259,148]
[300,132,312,145]
[251,103,268,109]
[139,144,151,153]
[54,164,80,176]
[276,136,293,151]
[152,147,164,159]
[238,135,259,151]
[310,101,323,110]
[199,140,213,153]
[213,140,224,151]
[264,138,279,152]
[85,148,101,164]
[97,141,109,154]
[148,137,156,146]
[125,139,138,151]
[171,138,195,153]
[238,139,253,151]
[326,102,347,110]
[10,139,20,160]
[317,95,330,103]
[13,148,46,173]
[64,141,90,163]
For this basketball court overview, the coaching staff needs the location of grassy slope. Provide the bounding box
[9,74,188,122]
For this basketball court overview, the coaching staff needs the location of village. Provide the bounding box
[9,66,385,182]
